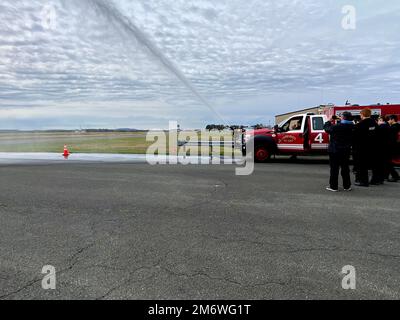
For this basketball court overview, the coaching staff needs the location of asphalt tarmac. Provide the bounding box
[1,160,399,300]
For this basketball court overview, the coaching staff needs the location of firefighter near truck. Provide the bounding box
[243,104,400,163]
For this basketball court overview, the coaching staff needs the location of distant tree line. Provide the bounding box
[252,123,269,129]
[85,128,146,132]
[205,124,269,131]
[206,125,227,131]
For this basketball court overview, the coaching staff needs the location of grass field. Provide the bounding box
[0,132,154,154]
[0,131,241,156]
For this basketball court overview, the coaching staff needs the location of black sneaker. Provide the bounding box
[355,182,369,187]
[388,178,399,183]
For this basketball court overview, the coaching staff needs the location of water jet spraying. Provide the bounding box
[88,0,225,124]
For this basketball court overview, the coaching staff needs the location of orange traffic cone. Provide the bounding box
[63,145,70,158]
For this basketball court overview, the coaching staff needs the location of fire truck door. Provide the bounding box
[276,115,305,152]
[309,115,329,151]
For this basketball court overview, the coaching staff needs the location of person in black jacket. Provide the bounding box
[375,116,391,184]
[387,115,400,182]
[324,111,354,192]
[353,108,380,187]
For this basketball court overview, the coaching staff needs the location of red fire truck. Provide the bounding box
[243,104,400,162]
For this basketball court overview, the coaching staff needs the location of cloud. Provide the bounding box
[1,0,400,129]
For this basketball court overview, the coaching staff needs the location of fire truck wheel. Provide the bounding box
[255,146,271,162]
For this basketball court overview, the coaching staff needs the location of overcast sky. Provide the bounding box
[1,0,400,129]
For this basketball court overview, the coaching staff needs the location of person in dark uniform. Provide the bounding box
[324,112,354,192]
[375,116,391,184]
[387,115,400,182]
[353,109,380,187]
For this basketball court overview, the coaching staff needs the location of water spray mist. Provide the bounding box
[89,0,226,124]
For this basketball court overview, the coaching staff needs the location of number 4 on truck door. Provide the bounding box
[309,115,329,151]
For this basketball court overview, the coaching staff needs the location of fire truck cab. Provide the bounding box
[245,104,400,162]
[244,113,329,162]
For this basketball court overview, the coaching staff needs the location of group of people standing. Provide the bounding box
[324,109,400,192]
